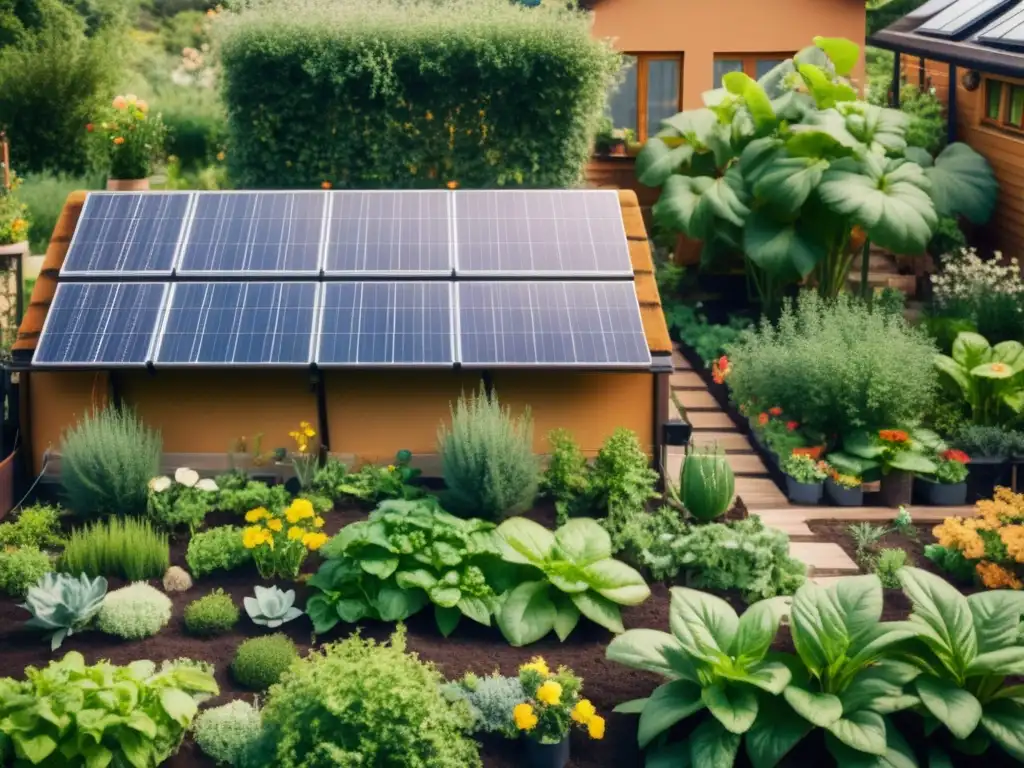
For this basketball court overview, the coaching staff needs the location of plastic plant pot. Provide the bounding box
[917,477,968,506]
[786,477,823,505]
[967,457,1012,503]
[879,470,913,508]
[825,478,863,507]
[523,737,570,768]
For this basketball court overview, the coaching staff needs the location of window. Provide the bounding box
[713,54,792,88]
[606,54,683,142]
[982,77,1024,132]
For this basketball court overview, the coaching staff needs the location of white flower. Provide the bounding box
[195,478,219,493]
[149,476,172,493]
[174,467,200,488]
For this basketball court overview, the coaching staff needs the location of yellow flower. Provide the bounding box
[216,151,225,161]
[300,420,316,438]
[387,465,396,472]
[302,532,328,551]
[313,516,325,528]
[513,703,538,731]
[976,560,1023,589]
[245,507,270,523]
[587,714,605,740]
[267,518,283,532]
[425,110,434,121]
[242,525,265,549]
[286,498,315,523]
[520,657,550,677]
[571,699,596,725]
[288,525,304,541]
[536,680,562,706]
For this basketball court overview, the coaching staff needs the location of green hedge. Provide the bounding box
[218,0,620,189]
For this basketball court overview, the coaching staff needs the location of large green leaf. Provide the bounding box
[889,451,937,474]
[967,590,1024,654]
[435,605,461,637]
[690,717,742,768]
[394,569,437,591]
[787,110,861,154]
[497,580,556,646]
[965,647,1024,677]
[934,354,972,400]
[497,518,554,566]
[159,688,197,729]
[636,137,695,187]
[638,680,705,748]
[827,451,881,477]
[646,742,692,768]
[843,431,886,459]
[814,36,860,76]
[924,143,997,224]
[551,591,580,641]
[554,518,612,565]
[743,209,822,279]
[825,725,919,768]
[582,559,651,605]
[738,660,792,695]
[722,71,776,130]
[457,595,492,627]
[916,675,982,740]
[359,552,399,579]
[752,156,829,217]
[840,660,921,715]
[669,587,739,663]
[833,574,884,651]
[972,362,1016,380]
[992,340,1024,372]
[377,584,424,621]
[784,685,843,728]
[797,64,857,108]
[571,589,625,634]
[952,331,992,370]
[790,581,850,676]
[606,628,693,680]
[827,709,888,756]
[843,104,908,156]
[702,683,759,734]
[745,697,812,768]
[733,597,791,662]
[897,567,978,674]
[818,155,937,255]
[981,700,1024,761]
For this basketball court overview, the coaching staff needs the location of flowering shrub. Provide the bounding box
[933,449,970,484]
[927,487,1024,589]
[930,248,1024,344]
[0,173,30,245]
[288,420,318,488]
[242,497,327,579]
[513,657,603,744]
[830,427,940,477]
[148,467,219,531]
[781,454,828,484]
[91,94,167,179]
[828,468,861,489]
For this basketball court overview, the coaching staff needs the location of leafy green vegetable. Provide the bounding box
[312,451,423,505]
[934,331,1024,427]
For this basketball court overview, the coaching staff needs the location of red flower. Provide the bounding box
[712,355,730,385]
[758,413,769,426]
[793,446,824,460]
[85,123,94,133]
[786,421,799,432]
[942,448,970,464]
[769,407,782,417]
[879,429,909,444]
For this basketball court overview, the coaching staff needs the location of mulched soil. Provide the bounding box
[0,506,1017,767]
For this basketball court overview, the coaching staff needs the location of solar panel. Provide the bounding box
[177,192,325,275]
[323,191,451,275]
[155,282,319,365]
[454,190,633,276]
[317,282,453,366]
[34,282,167,366]
[61,193,190,276]
[907,0,960,18]
[977,3,1024,46]
[917,0,1016,37]
[457,281,651,367]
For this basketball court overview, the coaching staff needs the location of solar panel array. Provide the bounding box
[976,2,1024,47]
[36,190,652,370]
[916,0,1016,37]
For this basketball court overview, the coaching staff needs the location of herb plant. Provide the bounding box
[588,428,659,543]
[873,548,907,588]
[0,504,64,548]
[216,480,290,517]
[21,571,107,650]
[185,589,241,636]
[496,517,650,645]
[232,634,298,691]
[0,546,51,597]
[186,525,253,577]
[952,424,1015,458]
[443,672,525,737]
[314,451,424,504]
[0,651,218,767]
[781,454,827,484]
[96,582,173,640]
[934,454,970,484]
[193,700,263,767]
[244,585,303,628]
[847,522,889,560]
[59,516,169,581]
[540,428,590,524]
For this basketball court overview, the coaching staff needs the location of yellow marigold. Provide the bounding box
[313,516,325,528]
[266,518,283,532]
[245,507,270,523]
[513,703,538,731]
[1001,524,1024,562]
[387,465,396,472]
[571,699,596,725]
[976,560,1024,590]
[287,525,304,541]
[520,657,550,677]
[536,680,562,706]
[216,151,225,161]
[587,714,605,740]
[302,532,328,551]
[286,498,315,523]
[242,525,265,549]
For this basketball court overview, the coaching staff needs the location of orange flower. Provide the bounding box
[976,560,1023,590]
[113,136,125,145]
[85,123,94,133]
[446,180,459,190]
[793,446,824,460]
[712,355,730,384]
[942,449,970,464]
[321,180,332,189]
[786,421,799,432]
[879,429,909,444]
[757,413,769,426]
[769,407,782,417]
[112,95,127,110]
[136,99,148,113]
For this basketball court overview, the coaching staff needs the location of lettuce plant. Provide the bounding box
[897,566,1024,762]
[607,588,791,766]
[20,571,107,650]
[496,517,649,645]
[0,651,218,766]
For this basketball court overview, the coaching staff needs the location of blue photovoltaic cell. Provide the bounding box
[61,193,189,275]
[458,281,650,366]
[34,282,166,365]
[977,4,1024,46]
[177,192,325,274]
[917,0,1015,36]
[156,282,318,365]
[317,282,452,365]
[324,191,451,274]
[455,190,632,275]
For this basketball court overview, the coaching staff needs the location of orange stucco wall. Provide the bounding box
[28,369,655,474]
[589,0,867,108]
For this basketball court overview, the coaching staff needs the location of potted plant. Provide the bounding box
[825,468,863,506]
[0,172,30,259]
[830,428,940,508]
[951,424,1013,502]
[781,453,827,505]
[92,94,167,191]
[513,657,603,768]
[918,448,970,506]
[593,117,626,159]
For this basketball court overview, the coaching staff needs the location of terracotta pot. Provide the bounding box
[106,177,150,191]
[879,470,913,508]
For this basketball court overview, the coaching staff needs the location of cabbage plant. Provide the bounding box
[20,571,107,650]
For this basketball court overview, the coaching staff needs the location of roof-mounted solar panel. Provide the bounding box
[454,190,633,277]
[61,193,191,276]
[316,281,453,366]
[34,282,168,366]
[907,0,961,18]
[976,3,1024,47]
[323,191,452,275]
[917,0,1018,38]
[154,281,319,366]
[176,191,325,276]
[457,281,651,368]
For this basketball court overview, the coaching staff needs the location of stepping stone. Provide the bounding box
[789,542,859,572]
[675,389,719,411]
[670,371,705,389]
[725,453,769,475]
[672,351,691,370]
[757,517,815,538]
[687,411,735,430]
[689,432,754,452]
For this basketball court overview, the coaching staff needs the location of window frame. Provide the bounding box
[981,75,1024,135]
[609,52,684,143]
[713,52,795,89]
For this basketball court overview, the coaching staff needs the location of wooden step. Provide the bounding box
[666,451,769,480]
[670,371,705,389]
[674,389,719,411]
[687,411,736,430]
[735,477,789,508]
[847,272,917,295]
[688,431,755,452]
[672,351,691,370]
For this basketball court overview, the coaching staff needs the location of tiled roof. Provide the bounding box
[13,189,672,360]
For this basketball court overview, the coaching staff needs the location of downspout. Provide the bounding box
[919,56,925,89]
[891,51,902,107]
[313,369,330,466]
[948,63,959,144]
[652,371,669,490]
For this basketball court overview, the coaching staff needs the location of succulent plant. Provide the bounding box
[244,585,303,628]
[162,565,193,592]
[20,571,108,650]
[680,446,735,522]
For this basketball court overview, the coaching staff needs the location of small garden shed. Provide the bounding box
[11,188,672,479]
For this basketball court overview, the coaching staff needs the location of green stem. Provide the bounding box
[859,237,872,301]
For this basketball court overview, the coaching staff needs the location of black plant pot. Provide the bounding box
[879,470,913,508]
[917,477,968,506]
[523,737,570,768]
[825,478,863,506]
[967,457,1012,503]
[786,477,823,505]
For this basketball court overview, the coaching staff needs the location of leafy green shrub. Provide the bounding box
[186,524,252,577]
[0,651,218,766]
[442,672,524,737]
[587,428,659,545]
[147,467,220,531]
[252,627,481,768]
[19,171,105,253]
[96,582,173,639]
[952,424,1015,458]
[60,406,162,518]
[316,451,423,505]
[185,589,240,637]
[900,83,946,155]
[438,386,539,521]
[924,542,976,583]
[307,498,505,636]
[216,479,290,516]
[0,503,63,548]
[0,545,50,596]
[539,428,589,524]
[662,303,751,363]
[726,292,937,439]
[641,516,806,601]
[219,0,618,190]
[22,571,107,650]
[193,700,263,766]
[232,633,299,691]
[60,516,170,581]
[608,505,687,571]
[157,84,227,168]
[873,547,907,588]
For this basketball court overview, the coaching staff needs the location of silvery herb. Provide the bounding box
[20,571,108,651]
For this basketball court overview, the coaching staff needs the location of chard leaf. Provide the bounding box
[457,595,492,627]
[554,518,613,565]
[968,590,1024,654]
[825,725,918,767]
[358,552,399,579]
[737,660,791,695]
[690,717,742,768]
[981,699,1024,762]
[552,591,580,641]
[571,590,625,634]
[898,567,977,674]
[638,680,705,748]
[435,605,461,637]
[826,710,888,756]
[581,559,651,605]
[840,660,921,715]
[428,585,462,609]
[376,585,424,622]
[606,628,694,680]
[790,581,849,676]
[158,688,197,729]
[916,675,982,740]
[12,734,57,763]
[965,647,1024,677]
[497,581,556,646]
[497,518,555,566]
[702,682,759,734]
[733,596,790,662]
[669,587,739,662]
[394,569,437,591]
[745,697,812,768]
[834,575,884,651]
[783,685,842,728]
